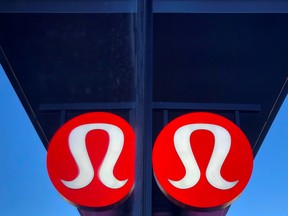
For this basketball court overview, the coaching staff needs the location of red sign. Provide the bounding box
[152,112,253,209]
[47,112,135,208]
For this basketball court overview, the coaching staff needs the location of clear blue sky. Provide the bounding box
[0,64,287,215]
[0,65,78,215]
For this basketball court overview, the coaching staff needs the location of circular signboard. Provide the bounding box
[152,112,253,209]
[47,112,135,208]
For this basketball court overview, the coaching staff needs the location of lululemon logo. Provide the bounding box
[170,124,238,190]
[152,112,253,209]
[61,123,128,190]
[47,112,135,208]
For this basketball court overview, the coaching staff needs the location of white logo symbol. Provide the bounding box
[169,123,239,190]
[61,123,127,189]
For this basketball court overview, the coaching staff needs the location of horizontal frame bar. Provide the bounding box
[153,102,261,112]
[40,102,261,112]
[154,1,288,13]
[39,102,135,111]
[0,1,137,13]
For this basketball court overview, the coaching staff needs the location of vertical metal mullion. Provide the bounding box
[59,110,66,126]
[235,110,241,127]
[143,0,153,215]
[134,0,153,215]
[133,2,144,214]
[163,110,168,126]
[144,0,153,215]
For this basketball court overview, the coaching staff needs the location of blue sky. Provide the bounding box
[229,91,288,215]
[0,64,287,215]
[0,66,78,215]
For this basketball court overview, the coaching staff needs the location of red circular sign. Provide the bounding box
[47,112,135,208]
[152,112,253,209]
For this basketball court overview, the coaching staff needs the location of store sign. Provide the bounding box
[152,112,253,209]
[47,112,135,208]
[47,111,253,210]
